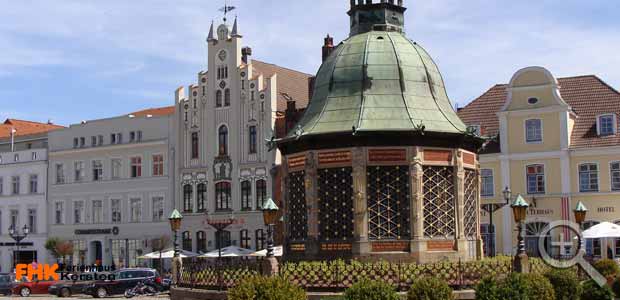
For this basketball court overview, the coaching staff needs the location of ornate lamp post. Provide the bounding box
[261,198,279,275]
[9,225,30,268]
[511,194,530,273]
[205,211,235,260]
[481,186,512,257]
[168,209,183,286]
[574,202,588,253]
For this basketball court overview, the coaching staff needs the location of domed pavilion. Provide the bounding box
[277,0,484,263]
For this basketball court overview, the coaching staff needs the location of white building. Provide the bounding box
[172,17,311,253]
[0,119,63,271]
[47,111,175,268]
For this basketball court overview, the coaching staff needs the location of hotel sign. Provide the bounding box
[527,208,553,216]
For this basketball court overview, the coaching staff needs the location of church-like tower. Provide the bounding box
[278,0,484,263]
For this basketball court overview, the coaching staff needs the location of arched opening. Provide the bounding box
[218,125,228,156]
[525,221,550,257]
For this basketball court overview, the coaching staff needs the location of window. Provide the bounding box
[74,201,84,224]
[191,132,199,159]
[80,137,85,147]
[215,230,231,249]
[215,182,231,210]
[31,152,37,160]
[526,165,545,194]
[73,138,79,148]
[528,97,539,105]
[256,179,267,209]
[152,196,164,221]
[216,90,223,107]
[11,176,19,195]
[55,202,64,224]
[28,209,36,233]
[10,210,18,230]
[130,198,141,222]
[183,184,193,213]
[598,114,616,136]
[111,133,116,144]
[92,160,103,181]
[137,131,142,141]
[98,135,104,146]
[196,231,206,253]
[182,231,192,251]
[468,125,481,136]
[130,131,136,142]
[249,126,257,154]
[111,199,122,223]
[92,200,103,224]
[91,136,97,147]
[197,184,206,212]
[111,159,122,179]
[0,177,3,195]
[525,119,542,143]
[218,125,228,156]
[579,163,599,192]
[29,174,38,194]
[241,181,252,210]
[152,155,164,176]
[240,230,250,249]
[611,162,620,191]
[130,157,142,178]
[74,161,84,182]
[255,229,265,250]
[481,169,494,197]
[117,133,123,144]
[56,164,65,184]
[224,89,231,106]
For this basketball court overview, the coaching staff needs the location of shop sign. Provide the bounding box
[527,208,553,216]
[75,227,119,235]
[597,207,615,213]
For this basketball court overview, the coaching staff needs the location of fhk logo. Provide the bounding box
[16,264,59,281]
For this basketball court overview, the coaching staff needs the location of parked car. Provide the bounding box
[0,273,14,295]
[12,279,58,297]
[83,268,163,298]
[48,276,93,298]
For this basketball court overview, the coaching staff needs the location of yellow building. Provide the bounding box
[458,66,620,258]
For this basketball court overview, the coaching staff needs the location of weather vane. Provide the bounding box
[219,0,236,23]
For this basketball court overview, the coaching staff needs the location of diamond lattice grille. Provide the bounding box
[288,171,307,241]
[367,166,411,240]
[423,166,456,238]
[318,167,354,241]
[464,169,478,240]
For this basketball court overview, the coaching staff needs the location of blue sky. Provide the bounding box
[1,0,619,126]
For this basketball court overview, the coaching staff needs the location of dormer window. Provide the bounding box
[527,97,539,105]
[597,114,616,136]
[525,119,543,143]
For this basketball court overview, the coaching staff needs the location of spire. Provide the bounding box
[207,21,215,42]
[231,16,241,37]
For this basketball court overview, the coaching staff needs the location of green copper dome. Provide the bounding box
[291,30,467,138]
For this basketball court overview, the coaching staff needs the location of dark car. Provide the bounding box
[48,276,93,298]
[0,273,14,296]
[83,268,162,298]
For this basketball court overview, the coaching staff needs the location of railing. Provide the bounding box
[178,258,262,290]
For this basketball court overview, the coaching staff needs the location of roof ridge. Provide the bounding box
[4,118,62,127]
[252,59,314,77]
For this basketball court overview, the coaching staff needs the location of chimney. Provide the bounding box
[242,47,253,64]
[322,34,334,62]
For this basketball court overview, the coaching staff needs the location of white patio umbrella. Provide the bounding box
[199,246,255,258]
[582,222,620,239]
[250,246,283,257]
[137,248,199,259]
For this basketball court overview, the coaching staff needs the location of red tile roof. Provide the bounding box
[457,75,620,150]
[130,106,176,117]
[0,119,64,139]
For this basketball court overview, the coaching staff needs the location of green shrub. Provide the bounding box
[496,273,534,300]
[521,273,555,300]
[545,269,581,300]
[343,279,399,300]
[612,277,620,298]
[407,277,453,300]
[581,279,614,300]
[593,259,620,278]
[474,276,502,300]
[227,275,306,300]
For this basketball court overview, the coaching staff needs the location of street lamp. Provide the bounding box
[9,224,30,268]
[480,186,512,257]
[574,202,588,254]
[261,198,279,258]
[168,209,183,287]
[511,194,529,273]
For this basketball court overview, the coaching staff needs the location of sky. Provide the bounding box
[1,0,620,126]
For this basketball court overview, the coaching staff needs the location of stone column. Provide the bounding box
[409,147,425,258]
[352,147,369,256]
[304,151,319,256]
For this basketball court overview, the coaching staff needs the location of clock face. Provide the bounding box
[218,50,227,61]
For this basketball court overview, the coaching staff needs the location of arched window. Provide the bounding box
[215,182,231,210]
[182,231,192,251]
[191,132,199,159]
[218,125,228,156]
[241,180,251,210]
[256,179,267,209]
[197,183,207,212]
[240,229,250,249]
[196,231,206,253]
[183,184,193,213]
[224,89,231,106]
[255,229,265,250]
[215,230,231,249]
[249,126,257,154]
[216,90,223,107]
